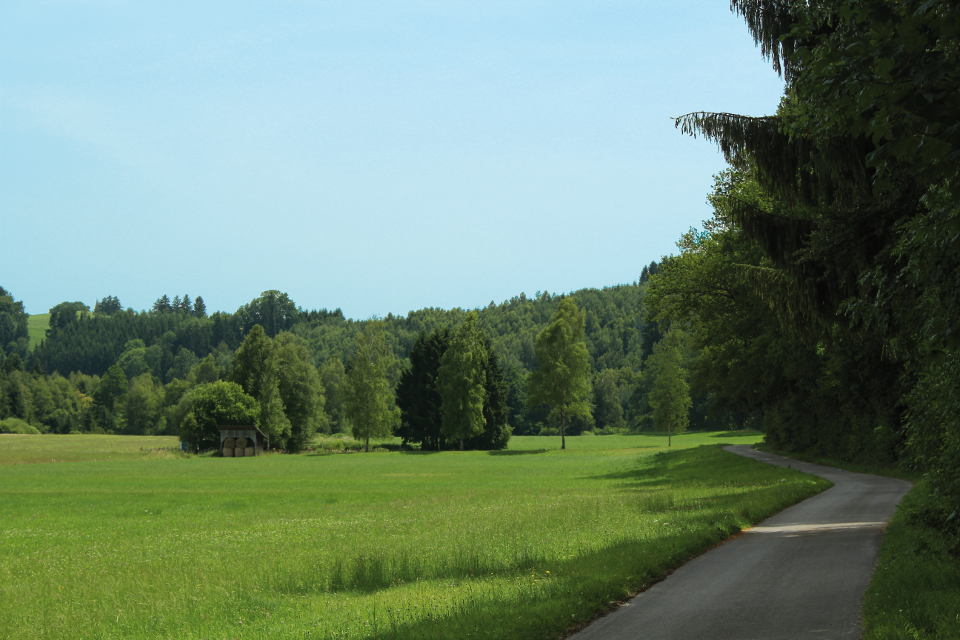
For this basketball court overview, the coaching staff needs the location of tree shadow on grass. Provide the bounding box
[487,449,548,456]
[709,430,762,438]
[354,528,737,640]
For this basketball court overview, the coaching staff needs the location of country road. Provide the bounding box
[568,445,911,640]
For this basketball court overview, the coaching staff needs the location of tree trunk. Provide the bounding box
[561,411,566,450]
[459,438,464,451]
[365,435,370,452]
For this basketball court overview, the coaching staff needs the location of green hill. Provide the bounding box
[27,314,49,350]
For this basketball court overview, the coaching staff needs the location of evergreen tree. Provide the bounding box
[344,323,399,451]
[438,314,487,450]
[152,295,172,314]
[193,296,207,318]
[396,328,450,450]
[94,296,122,315]
[528,298,592,449]
[48,302,89,332]
[0,287,28,357]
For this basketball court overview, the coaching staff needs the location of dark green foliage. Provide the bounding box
[93,296,122,315]
[192,296,207,318]
[48,302,89,332]
[397,326,510,451]
[593,369,626,432]
[229,325,311,450]
[35,309,219,378]
[15,280,658,448]
[238,290,299,337]
[274,332,327,451]
[152,295,172,314]
[465,341,511,450]
[396,329,449,450]
[665,0,960,541]
[318,357,347,434]
[176,381,260,451]
[528,298,593,449]
[439,315,488,450]
[0,287,28,357]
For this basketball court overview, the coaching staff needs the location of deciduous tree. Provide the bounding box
[438,315,487,450]
[344,323,399,451]
[528,298,592,449]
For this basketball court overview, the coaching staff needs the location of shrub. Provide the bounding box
[0,418,41,434]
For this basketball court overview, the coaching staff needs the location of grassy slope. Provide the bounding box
[27,313,49,349]
[863,481,960,639]
[0,433,827,640]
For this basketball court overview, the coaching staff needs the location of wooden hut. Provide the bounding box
[218,425,268,457]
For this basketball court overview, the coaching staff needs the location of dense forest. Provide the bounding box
[646,1,960,549]
[0,264,702,451]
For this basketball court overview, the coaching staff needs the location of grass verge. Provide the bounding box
[863,480,960,639]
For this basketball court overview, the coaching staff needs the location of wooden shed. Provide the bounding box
[218,425,268,457]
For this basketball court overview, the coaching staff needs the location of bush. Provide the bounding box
[174,381,260,451]
[0,418,41,434]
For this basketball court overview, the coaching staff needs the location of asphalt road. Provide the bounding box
[567,445,911,640]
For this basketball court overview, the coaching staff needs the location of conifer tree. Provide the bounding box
[396,328,450,450]
[193,296,207,318]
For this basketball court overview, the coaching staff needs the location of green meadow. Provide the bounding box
[27,313,49,350]
[0,433,827,640]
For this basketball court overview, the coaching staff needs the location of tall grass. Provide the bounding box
[0,432,826,639]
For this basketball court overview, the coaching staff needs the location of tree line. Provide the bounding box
[648,0,960,549]
[0,276,696,448]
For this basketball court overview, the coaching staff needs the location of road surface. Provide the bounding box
[567,445,911,640]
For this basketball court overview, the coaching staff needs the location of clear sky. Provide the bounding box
[1,1,783,319]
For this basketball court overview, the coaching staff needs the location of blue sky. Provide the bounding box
[1,1,783,318]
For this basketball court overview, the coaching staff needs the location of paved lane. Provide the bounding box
[568,446,911,640]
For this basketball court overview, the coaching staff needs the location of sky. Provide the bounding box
[0,1,784,319]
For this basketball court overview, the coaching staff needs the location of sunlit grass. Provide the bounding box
[0,432,827,639]
[27,313,49,350]
[0,433,181,465]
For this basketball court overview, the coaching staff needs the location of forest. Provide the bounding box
[645,1,960,550]
[0,263,697,453]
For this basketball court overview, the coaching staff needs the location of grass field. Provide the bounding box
[0,432,828,639]
[27,313,49,349]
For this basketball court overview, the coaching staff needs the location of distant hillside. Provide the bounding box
[27,314,49,350]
